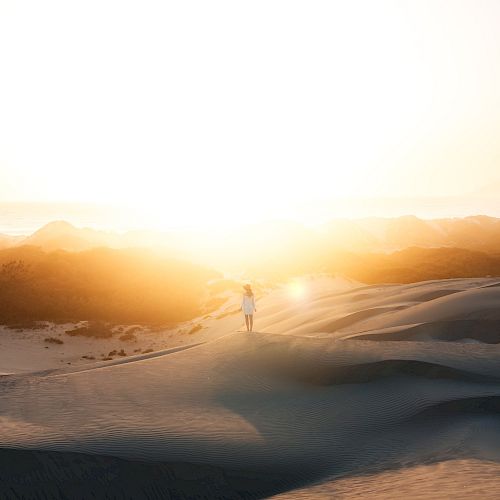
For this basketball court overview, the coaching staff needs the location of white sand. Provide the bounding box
[2,275,500,498]
[0,322,198,374]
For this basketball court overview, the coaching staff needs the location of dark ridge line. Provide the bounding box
[322,306,407,333]
[2,342,206,379]
[410,289,462,301]
[481,281,500,288]
[409,395,500,421]
[283,359,500,386]
[349,319,500,344]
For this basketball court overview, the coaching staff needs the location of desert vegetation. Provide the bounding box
[118,326,142,342]
[107,349,127,357]
[0,242,498,328]
[44,337,63,345]
[246,247,500,283]
[332,247,500,284]
[66,322,115,338]
[119,332,138,342]
[188,324,203,335]
[0,246,218,324]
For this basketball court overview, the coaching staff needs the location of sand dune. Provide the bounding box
[349,320,500,344]
[2,276,500,498]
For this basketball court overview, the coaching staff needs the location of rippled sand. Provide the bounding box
[2,277,500,498]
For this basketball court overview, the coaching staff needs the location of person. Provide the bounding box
[240,284,257,332]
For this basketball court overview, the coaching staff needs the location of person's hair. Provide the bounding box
[244,285,253,296]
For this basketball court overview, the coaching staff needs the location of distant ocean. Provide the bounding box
[2,198,500,236]
[0,202,138,236]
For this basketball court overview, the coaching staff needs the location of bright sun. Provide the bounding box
[287,280,308,301]
[3,1,500,230]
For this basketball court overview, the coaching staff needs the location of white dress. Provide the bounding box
[241,294,256,315]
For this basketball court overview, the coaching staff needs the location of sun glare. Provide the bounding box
[287,280,308,301]
[2,1,500,230]
[3,0,500,230]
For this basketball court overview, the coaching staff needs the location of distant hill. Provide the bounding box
[0,234,24,249]
[334,246,500,284]
[12,216,500,255]
[323,215,500,252]
[21,221,122,251]
[0,243,498,324]
[4,216,500,280]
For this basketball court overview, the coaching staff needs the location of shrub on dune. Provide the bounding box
[65,322,114,338]
[44,337,63,344]
[188,324,203,335]
[0,246,219,325]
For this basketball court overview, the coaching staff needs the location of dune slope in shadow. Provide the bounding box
[2,277,500,498]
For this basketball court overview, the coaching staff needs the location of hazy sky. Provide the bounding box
[1,1,500,227]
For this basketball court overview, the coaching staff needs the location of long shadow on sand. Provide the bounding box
[0,447,294,499]
[4,332,500,499]
[212,335,500,497]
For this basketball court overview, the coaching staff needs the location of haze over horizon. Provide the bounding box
[1,191,500,236]
[2,0,500,230]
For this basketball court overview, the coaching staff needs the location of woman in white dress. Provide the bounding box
[241,284,257,332]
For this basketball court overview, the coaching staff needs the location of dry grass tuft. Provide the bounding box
[66,322,114,339]
[188,324,203,335]
[44,336,63,344]
[119,332,137,342]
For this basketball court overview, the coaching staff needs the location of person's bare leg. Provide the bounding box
[249,315,253,332]
[245,315,250,331]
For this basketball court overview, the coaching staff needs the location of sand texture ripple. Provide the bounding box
[2,277,500,498]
